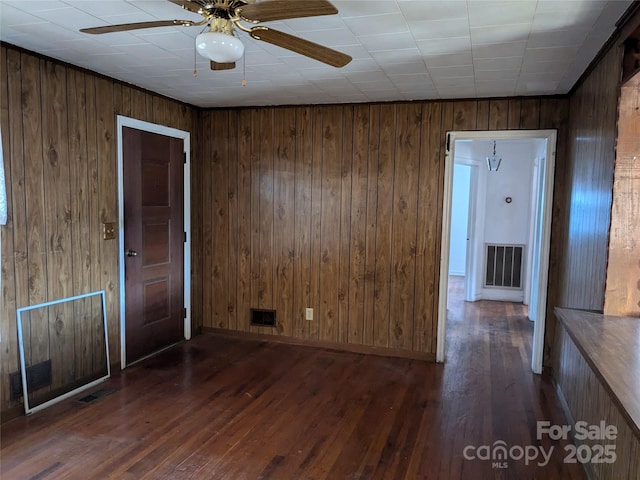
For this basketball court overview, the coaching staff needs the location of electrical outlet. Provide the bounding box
[102,222,116,240]
[305,308,313,321]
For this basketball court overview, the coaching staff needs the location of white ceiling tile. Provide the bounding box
[429,65,474,79]
[467,1,537,27]
[470,23,531,45]
[127,0,203,20]
[63,1,147,17]
[530,9,602,33]
[243,51,285,67]
[476,83,517,95]
[294,28,359,47]
[398,1,467,21]
[298,66,350,80]
[385,62,428,75]
[520,59,567,75]
[343,13,409,37]
[399,90,439,101]
[0,0,629,107]
[4,1,69,12]
[357,32,416,51]
[286,15,347,32]
[356,82,399,93]
[27,6,107,31]
[335,1,401,18]
[516,78,560,94]
[135,31,195,51]
[337,44,373,59]
[476,79,518,90]
[424,52,473,68]
[473,41,527,58]
[432,76,475,88]
[330,92,369,102]
[347,70,390,83]
[0,4,49,26]
[409,18,471,40]
[527,29,591,49]
[524,46,580,63]
[279,55,341,69]
[518,71,564,82]
[9,21,87,42]
[99,11,163,25]
[342,57,381,71]
[473,56,522,70]
[474,69,519,81]
[369,48,422,65]
[417,37,471,56]
[390,72,433,85]
[436,88,475,98]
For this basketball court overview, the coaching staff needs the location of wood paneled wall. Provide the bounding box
[553,322,640,479]
[0,44,197,414]
[604,73,640,316]
[554,44,622,313]
[195,98,569,358]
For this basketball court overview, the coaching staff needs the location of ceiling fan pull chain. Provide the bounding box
[193,40,199,77]
[242,53,247,86]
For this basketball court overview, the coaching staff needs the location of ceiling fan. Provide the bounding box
[80,0,352,71]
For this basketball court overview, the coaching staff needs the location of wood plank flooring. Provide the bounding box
[1,278,585,479]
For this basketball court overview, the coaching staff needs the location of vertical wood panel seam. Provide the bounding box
[388,106,397,347]
[363,106,372,344]
[410,104,423,352]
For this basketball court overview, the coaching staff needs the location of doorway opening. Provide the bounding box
[116,116,191,368]
[437,130,557,374]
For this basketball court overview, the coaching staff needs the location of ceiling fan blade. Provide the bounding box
[168,0,205,14]
[249,27,351,67]
[237,0,337,23]
[80,19,196,34]
[211,61,236,70]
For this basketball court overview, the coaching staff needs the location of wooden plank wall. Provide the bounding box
[197,98,569,358]
[0,44,197,415]
[554,44,622,313]
[604,72,640,316]
[553,323,640,479]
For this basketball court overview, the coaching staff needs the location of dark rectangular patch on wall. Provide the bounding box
[251,309,276,327]
[9,359,52,400]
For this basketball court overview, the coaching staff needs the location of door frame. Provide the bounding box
[437,129,557,374]
[116,116,191,368]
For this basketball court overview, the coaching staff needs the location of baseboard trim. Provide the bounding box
[0,404,24,424]
[203,328,436,362]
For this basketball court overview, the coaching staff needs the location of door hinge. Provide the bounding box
[184,231,187,243]
[446,132,451,153]
[183,151,187,164]
[183,307,187,319]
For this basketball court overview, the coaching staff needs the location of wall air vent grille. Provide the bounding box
[485,244,524,289]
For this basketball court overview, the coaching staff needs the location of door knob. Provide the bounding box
[126,249,138,257]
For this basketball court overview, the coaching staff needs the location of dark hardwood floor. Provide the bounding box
[1,278,584,479]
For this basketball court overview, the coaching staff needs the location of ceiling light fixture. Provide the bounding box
[487,140,502,172]
[196,19,245,63]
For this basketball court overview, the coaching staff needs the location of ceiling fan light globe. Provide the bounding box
[196,31,245,63]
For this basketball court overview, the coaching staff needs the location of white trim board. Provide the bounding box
[116,116,191,368]
[437,129,557,374]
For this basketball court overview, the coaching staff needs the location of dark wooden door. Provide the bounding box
[123,126,184,364]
